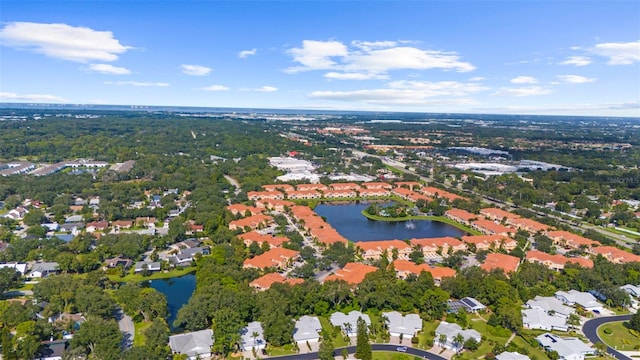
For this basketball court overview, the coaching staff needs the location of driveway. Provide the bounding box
[582,314,632,360]
[115,307,135,349]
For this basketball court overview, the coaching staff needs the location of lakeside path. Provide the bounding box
[360,211,482,235]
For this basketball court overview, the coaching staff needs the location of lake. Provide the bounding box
[314,201,466,241]
[148,273,196,329]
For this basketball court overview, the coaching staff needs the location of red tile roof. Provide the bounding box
[249,273,304,290]
[243,248,299,270]
[392,259,456,280]
[526,250,593,269]
[445,209,477,222]
[481,253,520,275]
[324,262,377,285]
[480,208,520,221]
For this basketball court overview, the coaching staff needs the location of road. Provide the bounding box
[582,314,633,360]
[115,307,135,349]
[224,174,242,195]
[354,150,634,249]
[270,344,447,360]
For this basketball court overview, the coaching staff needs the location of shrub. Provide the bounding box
[603,327,612,335]
[411,336,419,344]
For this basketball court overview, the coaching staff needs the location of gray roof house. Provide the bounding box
[536,333,594,360]
[28,262,59,278]
[134,261,161,273]
[240,321,266,351]
[35,339,68,360]
[554,290,603,311]
[526,296,575,318]
[522,308,568,332]
[293,316,322,344]
[496,352,531,360]
[382,311,422,338]
[621,284,640,298]
[434,321,481,352]
[330,311,371,337]
[0,262,28,276]
[169,329,213,360]
[448,297,486,313]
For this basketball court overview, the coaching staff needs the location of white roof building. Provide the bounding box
[293,316,322,344]
[330,311,371,337]
[382,311,422,338]
[621,284,640,298]
[434,321,481,352]
[526,296,575,318]
[554,290,603,311]
[0,263,28,276]
[169,329,213,360]
[522,308,568,332]
[536,333,594,360]
[496,352,531,360]
[240,321,266,351]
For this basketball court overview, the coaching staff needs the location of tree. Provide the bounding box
[438,333,448,347]
[453,333,465,353]
[629,311,640,332]
[355,317,371,360]
[0,267,21,295]
[144,318,170,358]
[318,338,335,360]
[71,317,122,360]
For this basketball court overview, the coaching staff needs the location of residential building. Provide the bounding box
[169,329,213,360]
[28,262,59,278]
[381,311,422,338]
[507,218,552,233]
[247,191,284,201]
[103,257,133,270]
[228,214,273,231]
[254,199,295,212]
[356,240,412,261]
[286,190,322,200]
[554,290,603,312]
[621,284,640,298]
[496,352,530,360]
[323,189,358,199]
[329,182,361,191]
[85,221,108,233]
[358,189,391,197]
[392,259,456,285]
[536,333,594,360]
[522,308,568,332]
[462,235,516,252]
[525,250,593,270]
[434,321,481,352]
[410,237,467,259]
[249,273,303,291]
[445,209,477,226]
[239,231,289,248]
[526,296,575,318]
[480,208,520,222]
[0,262,28,276]
[172,247,210,265]
[447,297,486,313]
[361,182,392,190]
[34,339,68,360]
[545,231,597,250]
[243,248,299,270]
[324,262,377,285]
[134,261,161,273]
[480,253,520,275]
[293,316,322,346]
[471,219,516,237]
[329,311,371,337]
[240,321,266,351]
[588,246,640,264]
[262,184,295,193]
[394,181,422,190]
[419,187,463,202]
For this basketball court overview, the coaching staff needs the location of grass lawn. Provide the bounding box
[319,315,350,348]
[597,321,640,351]
[510,335,549,360]
[372,351,420,360]
[266,343,296,356]
[133,321,151,347]
[108,266,197,283]
[415,320,439,349]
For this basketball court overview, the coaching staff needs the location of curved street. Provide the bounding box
[582,314,633,360]
[270,344,447,360]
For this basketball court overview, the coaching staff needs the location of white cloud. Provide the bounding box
[238,48,257,58]
[0,22,131,62]
[87,63,131,75]
[255,86,278,92]
[201,85,230,91]
[469,76,486,82]
[286,39,475,76]
[557,75,596,84]
[510,76,538,84]
[286,40,349,73]
[181,64,212,76]
[324,72,387,80]
[559,56,592,66]
[493,86,552,97]
[104,81,169,87]
[308,80,487,106]
[0,92,66,102]
[589,41,640,65]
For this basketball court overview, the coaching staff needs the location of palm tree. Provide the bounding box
[453,333,465,354]
[252,331,260,349]
[438,333,448,348]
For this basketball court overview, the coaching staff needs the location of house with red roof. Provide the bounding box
[471,219,516,237]
[506,218,552,233]
[239,231,289,248]
[461,235,517,252]
[392,259,456,285]
[479,208,520,222]
[243,248,300,270]
[445,209,477,226]
[324,262,377,285]
[410,237,467,258]
[356,240,412,261]
[480,253,521,276]
[545,231,597,250]
[247,191,285,201]
[588,246,640,264]
[249,273,304,291]
[525,250,593,271]
[229,214,273,231]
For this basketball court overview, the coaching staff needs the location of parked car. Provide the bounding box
[396,346,408,352]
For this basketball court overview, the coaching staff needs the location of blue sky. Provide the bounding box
[1,1,639,116]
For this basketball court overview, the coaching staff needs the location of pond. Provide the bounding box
[148,273,196,329]
[314,201,466,242]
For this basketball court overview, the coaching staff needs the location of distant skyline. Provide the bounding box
[1,1,639,117]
